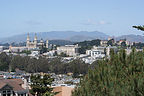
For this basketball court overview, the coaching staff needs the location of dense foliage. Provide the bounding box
[133,25,144,31]
[30,74,56,96]
[0,53,89,76]
[75,39,101,54]
[132,42,144,49]
[72,49,144,96]
[0,53,11,71]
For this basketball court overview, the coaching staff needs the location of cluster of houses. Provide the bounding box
[0,70,31,96]
[0,34,143,64]
[51,73,80,87]
[0,34,144,96]
[0,71,78,96]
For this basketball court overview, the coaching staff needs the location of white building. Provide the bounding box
[57,45,79,57]
[81,46,118,64]
[106,46,118,56]
[9,46,28,53]
[86,50,105,59]
[0,46,4,52]
[100,40,108,46]
[29,51,39,57]
[92,46,118,56]
[0,46,8,52]
[92,46,106,53]
[43,50,56,57]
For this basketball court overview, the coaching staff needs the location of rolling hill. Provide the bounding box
[0,31,109,43]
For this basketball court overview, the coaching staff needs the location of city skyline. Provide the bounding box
[0,0,144,38]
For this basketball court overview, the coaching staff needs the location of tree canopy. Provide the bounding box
[0,53,89,75]
[133,25,144,31]
[30,74,56,96]
[75,39,101,54]
[72,48,144,96]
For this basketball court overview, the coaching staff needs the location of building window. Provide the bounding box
[18,94,25,96]
[2,90,12,96]
[3,94,6,96]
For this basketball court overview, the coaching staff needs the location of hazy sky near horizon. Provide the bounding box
[0,0,144,38]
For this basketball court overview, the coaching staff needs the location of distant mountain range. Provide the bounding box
[116,34,144,42]
[0,31,109,43]
[0,31,144,44]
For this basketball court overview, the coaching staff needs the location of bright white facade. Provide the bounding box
[86,50,105,59]
[9,46,28,52]
[57,45,79,56]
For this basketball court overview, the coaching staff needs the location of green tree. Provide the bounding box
[72,49,144,96]
[40,47,48,54]
[0,53,11,71]
[75,39,101,54]
[107,39,114,46]
[59,52,68,57]
[133,25,144,31]
[21,50,31,55]
[30,74,56,96]
[121,41,126,47]
[67,59,88,78]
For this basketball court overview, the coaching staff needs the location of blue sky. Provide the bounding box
[0,0,144,38]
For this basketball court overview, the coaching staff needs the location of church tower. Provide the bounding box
[46,40,49,48]
[34,33,37,48]
[26,33,30,47]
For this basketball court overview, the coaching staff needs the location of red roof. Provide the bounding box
[0,79,25,91]
[53,86,74,96]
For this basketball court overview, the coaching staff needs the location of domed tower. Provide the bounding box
[40,38,44,46]
[26,33,30,47]
[46,40,49,48]
[34,33,37,47]
[40,38,44,43]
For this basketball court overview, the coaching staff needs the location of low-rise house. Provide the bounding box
[100,40,108,47]
[116,39,132,46]
[29,51,39,57]
[0,46,8,52]
[0,79,30,96]
[3,49,10,53]
[61,57,75,63]
[43,50,56,57]
[81,57,97,64]
[81,46,118,64]
[117,39,126,45]
[92,46,106,53]
[86,50,105,59]
[92,46,118,57]
[0,46,4,52]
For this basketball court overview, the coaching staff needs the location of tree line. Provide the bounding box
[75,39,101,54]
[0,53,89,77]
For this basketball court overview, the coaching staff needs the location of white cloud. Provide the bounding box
[25,20,42,25]
[82,19,110,25]
[99,20,107,25]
